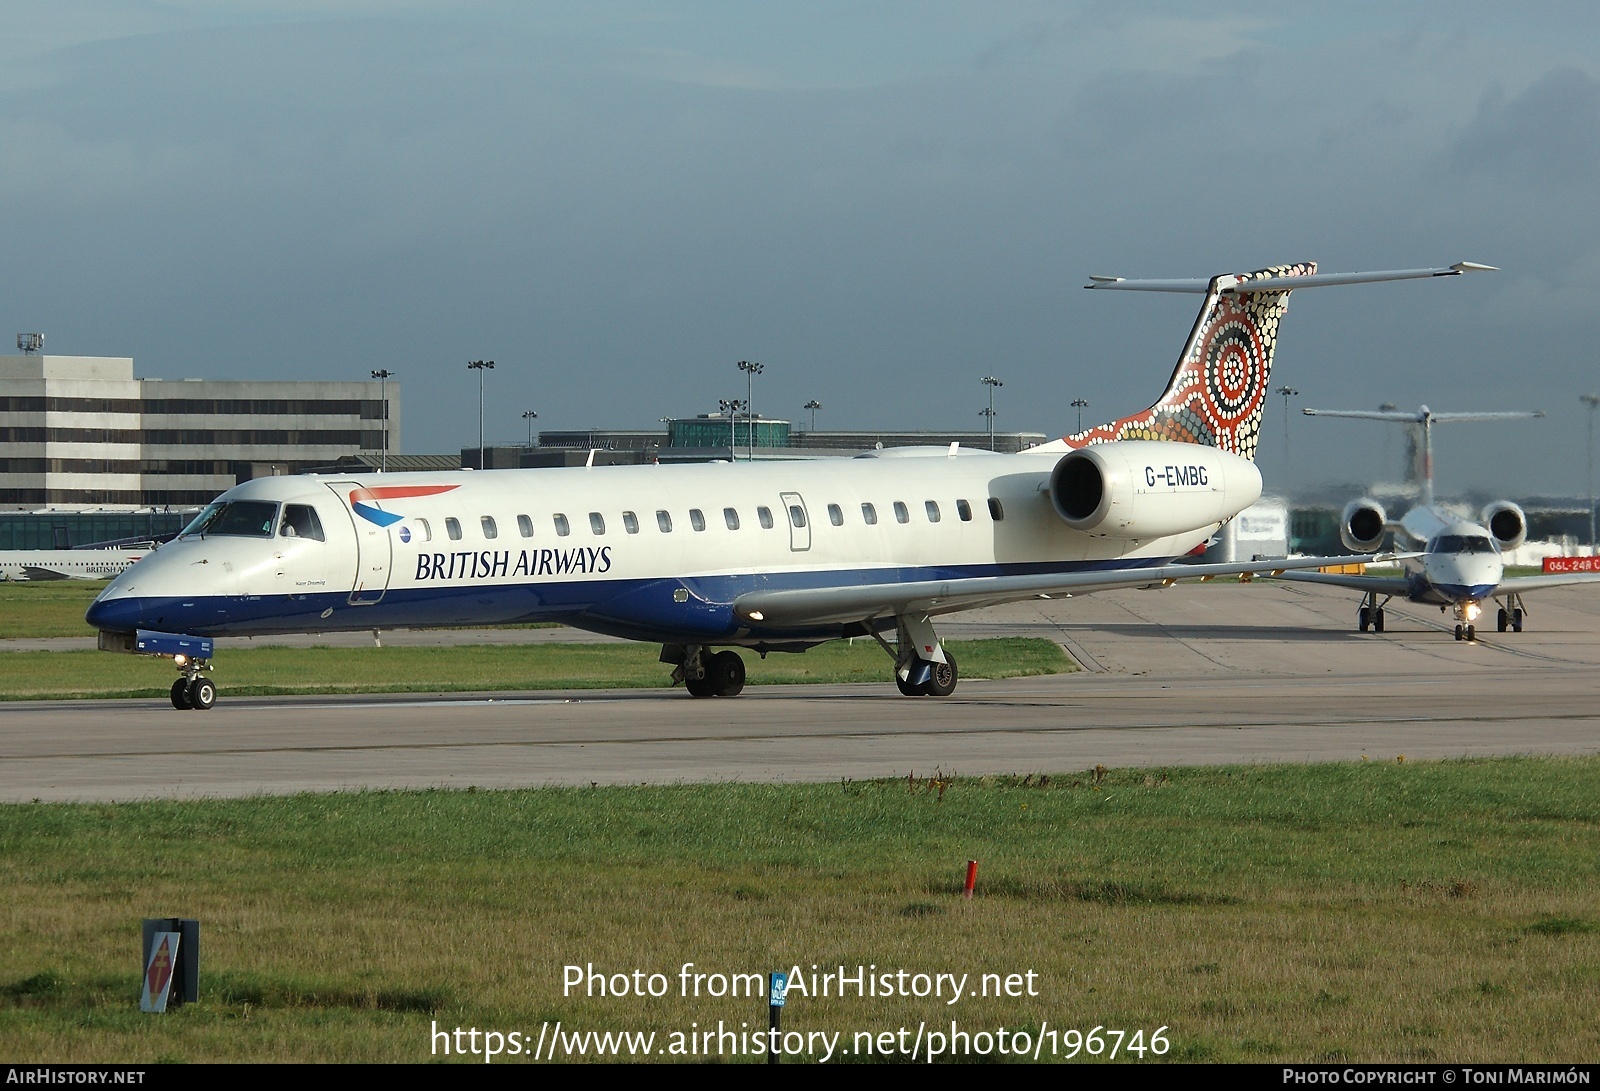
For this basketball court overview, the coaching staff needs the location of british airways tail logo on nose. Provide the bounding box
[349,484,459,527]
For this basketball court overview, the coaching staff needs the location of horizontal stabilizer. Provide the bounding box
[1084,262,1496,294]
[1303,407,1543,423]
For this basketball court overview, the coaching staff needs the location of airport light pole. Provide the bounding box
[522,410,538,449]
[1276,385,1299,476]
[1583,394,1600,553]
[738,361,763,460]
[467,360,495,469]
[370,369,393,472]
[1071,398,1089,432]
[719,398,747,460]
[981,376,1003,451]
[804,400,822,432]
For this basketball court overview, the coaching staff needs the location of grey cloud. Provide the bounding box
[1450,66,1600,183]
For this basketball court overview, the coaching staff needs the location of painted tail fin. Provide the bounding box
[1065,263,1315,459]
[1061,259,1494,461]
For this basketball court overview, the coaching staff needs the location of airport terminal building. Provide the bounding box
[0,354,396,508]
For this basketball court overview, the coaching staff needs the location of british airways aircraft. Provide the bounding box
[86,261,1486,710]
[1277,404,1600,641]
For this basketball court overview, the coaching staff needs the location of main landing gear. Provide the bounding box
[665,645,746,697]
[169,659,217,710]
[1495,593,1527,634]
[873,613,959,698]
[1357,590,1390,633]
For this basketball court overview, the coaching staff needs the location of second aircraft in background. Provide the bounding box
[1275,405,1600,641]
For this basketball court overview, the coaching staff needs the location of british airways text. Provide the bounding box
[414,547,613,581]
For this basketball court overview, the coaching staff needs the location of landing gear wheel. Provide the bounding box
[1466,624,1476,642]
[1358,607,1370,633]
[707,650,745,697]
[895,673,927,697]
[1374,608,1385,633]
[1497,608,1508,632]
[685,675,715,698]
[1513,608,1524,633]
[170,678,193,710]
[186,676,216,711]
[924,653,958,697]
[1454,624,1464,641]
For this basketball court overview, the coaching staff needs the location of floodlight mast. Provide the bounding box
[981,376,1003,450]
[370,370,393,471]
[738,361,763,460]
[467,360,495,469]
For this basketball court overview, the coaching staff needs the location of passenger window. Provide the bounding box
[656,510,673,533]
[827,503,843,526]
[925,501,941,523]
[554,514,571,536]
[623,511,640,534]
[789,504,807,529]
[279,505,326,542]
[894,501,909,524]
[757,506,774,529]
[690,509,706,532]
[988,497,1004,521]
[445,517,462,541]
[956,499,972,522]
[861,502,877,525]
[724,507,740,530]
[590,512,606,535]
[414,517,432,542]
[517,514,533,538]
[481,515,498,539]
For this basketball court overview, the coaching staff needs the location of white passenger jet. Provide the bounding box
[0,547,152,581]
[86,261,1488,709]
[1277,405,1600,641]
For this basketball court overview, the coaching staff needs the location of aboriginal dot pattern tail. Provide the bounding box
[1065,262,1315,460]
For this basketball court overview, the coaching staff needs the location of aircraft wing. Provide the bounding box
[1268,571,1412,595]
[732,554,1391,628]
[17,566,74,581]
[1493,572,1600,594]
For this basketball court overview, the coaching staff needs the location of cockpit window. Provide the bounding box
[280,505,326,542]
[1431,535,1496,554]
[181,500,279,539]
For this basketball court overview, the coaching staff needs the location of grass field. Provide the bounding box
[0,757,1595,1063]
[0,637,1069,700]
[0,581,107,639]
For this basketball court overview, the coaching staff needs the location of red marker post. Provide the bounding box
[963,859,979,899]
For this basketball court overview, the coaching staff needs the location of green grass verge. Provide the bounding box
[0,638,1071,700]
[1,757,1597,1062]
[0,581,107,639]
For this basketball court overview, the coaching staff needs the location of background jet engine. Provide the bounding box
[1339,498,1389,552]
[1481,500,1527,551]
[1048,440,1261,540]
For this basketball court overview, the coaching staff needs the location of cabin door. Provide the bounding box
[780,491,811,552]
[325,481,393,605]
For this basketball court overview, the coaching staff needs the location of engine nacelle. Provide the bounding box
[1340,498,1388,552]
[1048,440,1261,539]
[1482,500,1527,551]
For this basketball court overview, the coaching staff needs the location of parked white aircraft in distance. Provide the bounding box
[0,547,153,582]
[87,260,1489,710]
[1276,404,1600,641]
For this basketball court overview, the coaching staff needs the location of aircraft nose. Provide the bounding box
[85,595,145,633]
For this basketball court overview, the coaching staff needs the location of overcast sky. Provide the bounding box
[4,2,1599,500]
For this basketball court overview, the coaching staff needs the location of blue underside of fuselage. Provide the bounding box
[1415,580,1498,605]
[87,557,1172,646]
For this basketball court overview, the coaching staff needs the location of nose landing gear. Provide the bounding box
[169,661,217,710]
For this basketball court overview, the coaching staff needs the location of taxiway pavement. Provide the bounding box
[3,580,1598,801]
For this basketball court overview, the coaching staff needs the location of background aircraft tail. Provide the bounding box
[1065,262,1315,460]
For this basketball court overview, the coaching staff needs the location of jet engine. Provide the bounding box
[1481,500,1527,551]
[1339,498,1389,552]
[1048,440,1261,539]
